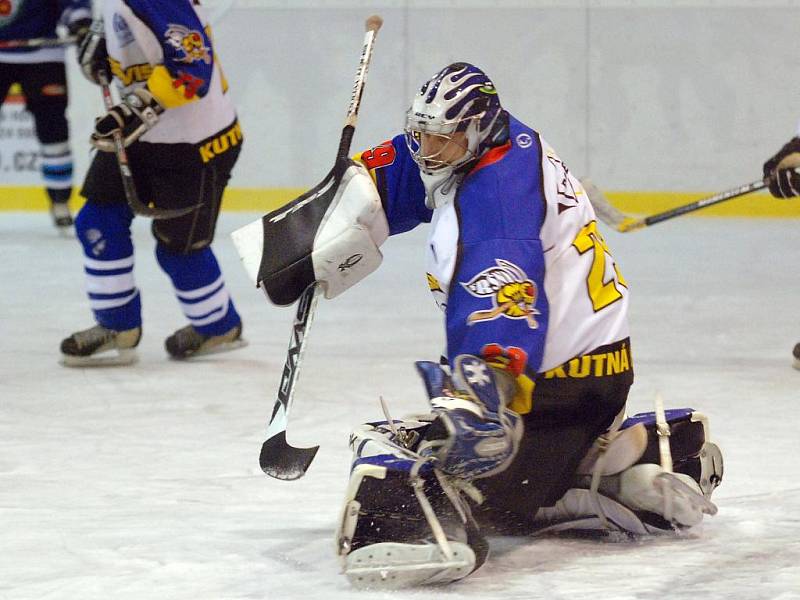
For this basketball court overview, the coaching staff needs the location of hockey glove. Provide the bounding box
[67,17,93,47]
[91,88,164,152]
[77,20,109,85]
[417,355,523,480]
[763,137,800,198]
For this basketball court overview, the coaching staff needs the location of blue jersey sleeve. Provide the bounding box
[124,0,214,107]
[443,154,550,376]
[355,134,431,235]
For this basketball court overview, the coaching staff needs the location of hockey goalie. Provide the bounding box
[233,62,724,588]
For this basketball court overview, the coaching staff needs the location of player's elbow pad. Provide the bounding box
[232,160,389,305]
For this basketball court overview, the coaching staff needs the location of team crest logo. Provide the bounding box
[165,24,211,64]
[113,13,135,47]
[461,259,540,329]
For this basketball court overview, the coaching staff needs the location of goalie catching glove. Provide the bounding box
[231,158,389,305]
[91,88,164,152]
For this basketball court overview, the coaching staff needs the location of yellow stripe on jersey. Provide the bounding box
[108,57,153,86]
[146,65,199,109]
[508,374,536,416]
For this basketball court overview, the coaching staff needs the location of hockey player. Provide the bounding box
[59,0,245,365]
[240,63,724,587]
[762,135,800,370]
[0,0,91,230]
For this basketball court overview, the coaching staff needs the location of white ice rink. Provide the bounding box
[1,212,799,600]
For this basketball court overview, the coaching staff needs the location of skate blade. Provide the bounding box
[345,542,474,589]
[171,338,248,360]
[60,348,138,368]
[56,226,75,238]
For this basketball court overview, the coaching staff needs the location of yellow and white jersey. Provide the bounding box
[102,0,236,145]
[536,139,630,371]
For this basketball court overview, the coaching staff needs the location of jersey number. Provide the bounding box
[572,220,627,312]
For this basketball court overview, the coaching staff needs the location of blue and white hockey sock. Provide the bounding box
[75,201,141,331]
[155,245,241,337]
[41,141,73,203]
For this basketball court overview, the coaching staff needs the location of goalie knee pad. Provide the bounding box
[622,409,723,498]
[535,408,723,536]
[336,419,488,589]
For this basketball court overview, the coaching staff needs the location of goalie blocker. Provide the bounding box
[232,157,388,304]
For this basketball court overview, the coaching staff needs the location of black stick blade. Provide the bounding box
[259,433,320,480]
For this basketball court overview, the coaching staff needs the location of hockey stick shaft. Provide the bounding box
[0,35,76,49]
[98,77,200,220]
[583,176,772,233]
[260,15,383,480]
[634,179,766,231]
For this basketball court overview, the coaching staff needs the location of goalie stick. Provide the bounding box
[257,14,384,480]
[581,176,770,233]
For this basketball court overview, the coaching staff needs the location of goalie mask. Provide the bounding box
[404,63,508,177]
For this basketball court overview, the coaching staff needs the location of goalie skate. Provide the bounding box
[165,323,246,359]
[60,324,141,367]
[345,541,475,589]
[793,342,800,371]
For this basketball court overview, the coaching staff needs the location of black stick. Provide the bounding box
[258,14,383,480]
[99,78,199,220]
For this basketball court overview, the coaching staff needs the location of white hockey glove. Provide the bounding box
[232,159,389,304]
[90,88,164,152]
[763,137,800,198]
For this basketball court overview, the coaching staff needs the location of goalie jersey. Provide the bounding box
[101,0,237,147]
[356,114,630,398]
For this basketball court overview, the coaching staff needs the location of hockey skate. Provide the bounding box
[49,200,73,233]
[60,324,141,367]
[793,342,800,371]
[164,322,246,359]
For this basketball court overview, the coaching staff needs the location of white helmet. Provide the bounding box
[405,62,507,175]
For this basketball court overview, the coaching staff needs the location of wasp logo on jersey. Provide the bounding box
[462,259,540,328]
[165,24,211,65]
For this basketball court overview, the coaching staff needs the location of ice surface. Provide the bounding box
[1,213,799,599]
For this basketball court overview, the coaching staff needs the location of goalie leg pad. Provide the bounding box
[336,420,488,588]
[622,409,723,497]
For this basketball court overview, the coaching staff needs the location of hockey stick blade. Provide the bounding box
[260,433,320,480]
[580,177,642,232]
